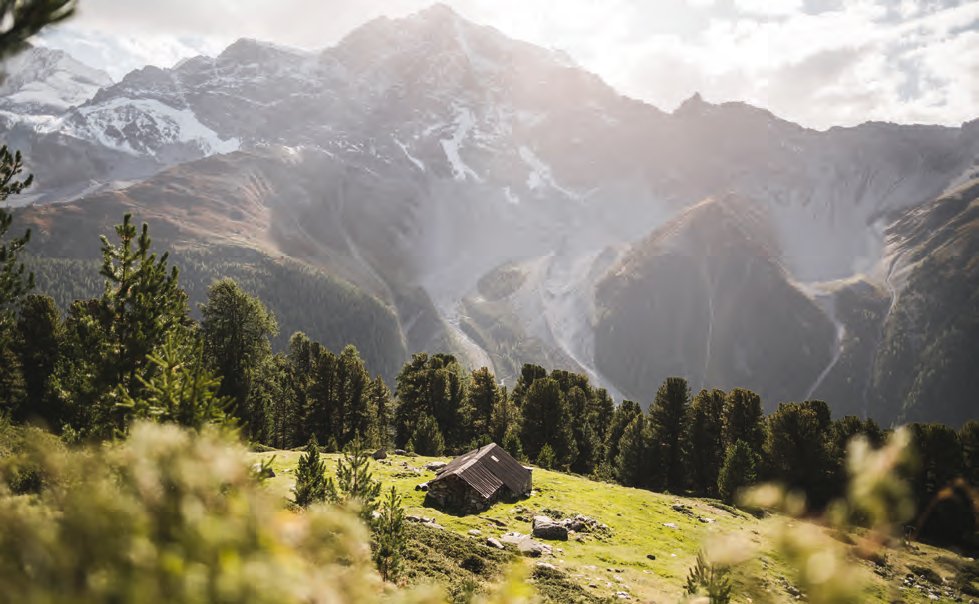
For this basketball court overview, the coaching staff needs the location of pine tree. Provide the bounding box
[489,385,519,444]
[686,389,727,496]
[408,413,445,456]
[116,330,231,432]
[536,443,557,469]
[648,377,690,491]
[961,420,979,487]
[605,400,642,470]
[327,440,382,523]
[501,424,524,461]
[566,385,599,474]
[764,401,834,505]
[461,366,498,442]
[685,550,733,604]
[616,414,650,488]
[0,146,34,341]
[99,214,188,402]
[373,486,406,583]
[337,344,372,446]
[292,436,328,508]
[718,440,757,503]
[12,294,62,425]
[368,375,394,448]
[519,377,577,468]
[200,278,277,435]
[722,388,764,452]
[393,353,465,448]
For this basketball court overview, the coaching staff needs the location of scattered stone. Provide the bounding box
[536,562,557,571]
[486,537,505,550]
[589,583,598,588]
[671,503,695,516]
[501,531,550,557]
[424,461,448,472]
[406,514,435,524]
[532,515,569,541]
[615,591,631,600]
[371,448,387,460]
[697,516,715,524]
[468,529,482,536]
[663,522,678,529]
[646,554,656,561]
[393,449,407,455]
[415,482,429,491]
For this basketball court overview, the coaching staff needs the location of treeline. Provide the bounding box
[2,192,977,548]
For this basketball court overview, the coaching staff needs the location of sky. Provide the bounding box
[34,0,979,130]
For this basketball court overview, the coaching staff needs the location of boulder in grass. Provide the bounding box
[424,461,448,472]
[372,448,387,460]
[486,537,505,549]
[532,515,569,541]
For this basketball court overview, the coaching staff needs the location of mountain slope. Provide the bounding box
[5,4,979,422]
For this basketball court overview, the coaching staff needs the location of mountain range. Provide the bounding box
[2,4,978,425]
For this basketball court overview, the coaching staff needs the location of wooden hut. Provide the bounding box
[426,443,531,513]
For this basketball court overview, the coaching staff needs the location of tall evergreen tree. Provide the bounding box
[408,412,445,456]
[13,295,62,424]
[200,278,277,435]
[337,344,373,446]
[616,414,650,488]
[722,388,765,452]
[461,366,498,442]
[686,389,726,496]
[519,377,577,468]
[648,377,690,491]
[566,385,599,474]
[489,385,520,445]
[764,401,834,505]
[307,347,340,445]
[368,375,394,448]
[393,353,465,448]
[100,214,187,401]
[718,440,757,503]
[0,146,34,342]
[605,400,642,470]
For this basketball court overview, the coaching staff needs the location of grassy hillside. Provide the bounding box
[252,450,969,603]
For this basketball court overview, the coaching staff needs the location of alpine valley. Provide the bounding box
[4,4,978,426]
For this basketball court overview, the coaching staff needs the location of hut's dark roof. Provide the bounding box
[431,443,531,499]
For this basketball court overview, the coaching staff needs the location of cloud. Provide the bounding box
[31,0,979,129]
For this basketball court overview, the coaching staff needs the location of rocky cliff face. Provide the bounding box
[4,5,978,422]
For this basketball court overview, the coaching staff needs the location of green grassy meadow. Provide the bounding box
[251,450,969,603]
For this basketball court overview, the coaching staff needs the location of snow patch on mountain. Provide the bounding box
[52,97,240,156]
[441,107,481,181]
[519,145,577,199]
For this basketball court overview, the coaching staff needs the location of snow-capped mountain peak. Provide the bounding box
[0,45,112,119]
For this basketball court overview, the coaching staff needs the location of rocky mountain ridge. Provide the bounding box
[3,4,978,423]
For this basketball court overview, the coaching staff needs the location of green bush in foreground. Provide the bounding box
[0,422,440,604]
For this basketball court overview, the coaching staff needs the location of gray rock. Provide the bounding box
[394,449,407,455]
[536,562,557,570]
[424,461,448,472]
[415,482,429,491]
[372,448,387,460]
[468,529,482,536]
[486,537,505,549]
[500,531,549,557]
[532,515,569,541]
